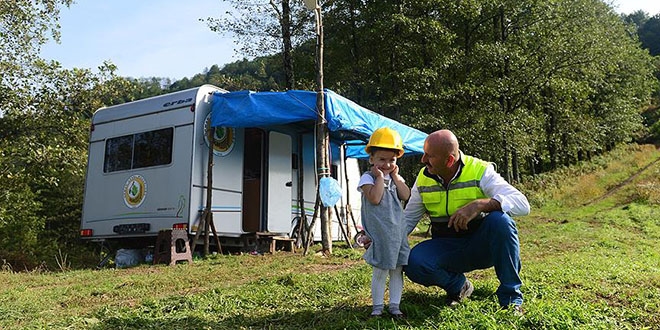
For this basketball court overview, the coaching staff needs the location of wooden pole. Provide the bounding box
[334,205,353,248]
[192,126,223,256]
[340,146,359,238]
[311,1,332,255]
[303,187,320,256]
[340,145,353,240]
[203,127,215,256]
[295,134,307,249]
[209,213,222,254]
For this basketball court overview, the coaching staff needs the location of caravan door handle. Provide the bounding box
[285,181,292,187]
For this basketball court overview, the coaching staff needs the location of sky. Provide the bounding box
[40,0,660,81]
[41,0,238,80]
[612,0,660,15]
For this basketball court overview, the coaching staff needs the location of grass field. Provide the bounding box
[1,144,658,329]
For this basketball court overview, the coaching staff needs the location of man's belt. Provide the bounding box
[430,212,487,238]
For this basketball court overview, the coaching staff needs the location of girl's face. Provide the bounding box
[369,149,398,174]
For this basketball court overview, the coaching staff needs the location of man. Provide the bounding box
[403,129,530,311]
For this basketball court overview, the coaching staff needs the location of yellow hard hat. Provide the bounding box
[365,127,404,158]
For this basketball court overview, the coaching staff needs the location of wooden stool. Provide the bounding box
[153,229,193,265]
[269,236,295,253]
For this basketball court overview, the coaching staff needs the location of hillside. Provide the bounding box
[0,144,658,329]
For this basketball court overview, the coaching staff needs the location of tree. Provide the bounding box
[0,0,74,106]
[0,60,142,268]
[621,9,649,29]
[638,14,660,56]
[204,0,314,90]
[168,56,288,92]
[320,0,655,179]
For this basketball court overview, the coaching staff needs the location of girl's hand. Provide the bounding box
[391,164,399,177]
[370,165,384,178]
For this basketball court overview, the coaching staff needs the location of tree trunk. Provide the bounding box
[503,138,512,183]
[562,133,570,167]
[348,2,363,103]
[547,109,558,170]
[496,7,514,182]
[512,148,520,183]
[280,0,295,89]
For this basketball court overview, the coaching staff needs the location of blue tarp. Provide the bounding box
[211,89,428,159]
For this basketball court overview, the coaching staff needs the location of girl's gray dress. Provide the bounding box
[360,173,410,270]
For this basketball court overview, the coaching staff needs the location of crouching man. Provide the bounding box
[404,130,530,312]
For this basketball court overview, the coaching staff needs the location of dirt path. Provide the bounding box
[582,146,660,206]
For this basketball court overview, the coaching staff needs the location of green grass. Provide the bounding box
[1,144,659,329]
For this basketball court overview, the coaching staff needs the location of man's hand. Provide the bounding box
[448,198,501,231]
[448,202,480,231]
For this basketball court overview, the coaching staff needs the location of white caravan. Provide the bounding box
[80,85,362,250]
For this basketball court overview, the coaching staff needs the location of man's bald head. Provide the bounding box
[422,129,460,177]
[426,130,459,158]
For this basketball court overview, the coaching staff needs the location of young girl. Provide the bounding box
[358,127,411,318]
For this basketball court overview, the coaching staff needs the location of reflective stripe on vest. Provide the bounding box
[416,154,489,218]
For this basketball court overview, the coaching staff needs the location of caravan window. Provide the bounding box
[104,128,173,173]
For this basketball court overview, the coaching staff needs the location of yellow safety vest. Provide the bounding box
[416,154,489,222]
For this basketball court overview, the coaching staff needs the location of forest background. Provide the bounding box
[1,0,659,269]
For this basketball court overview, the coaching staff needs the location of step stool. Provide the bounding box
[153,229,193,265]
[255,233,295,253]
[268,236,295,253]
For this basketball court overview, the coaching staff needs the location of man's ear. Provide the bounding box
[446,154,456,168]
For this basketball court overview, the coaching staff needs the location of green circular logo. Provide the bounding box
[124,175,147,208]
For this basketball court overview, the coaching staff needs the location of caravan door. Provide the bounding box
[266,131,292,233]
